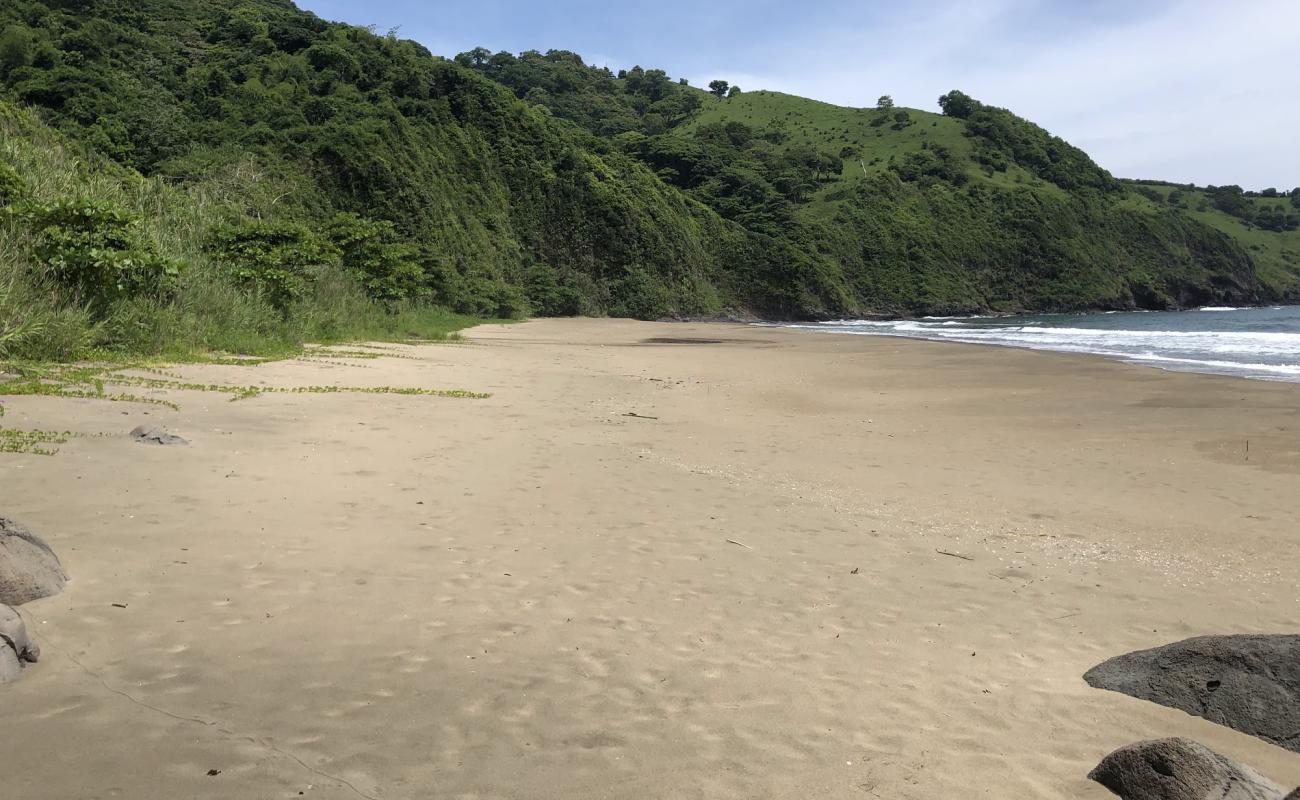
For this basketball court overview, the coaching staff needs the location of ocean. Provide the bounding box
[782,306,1300,383]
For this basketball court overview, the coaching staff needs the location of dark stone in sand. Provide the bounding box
[0,603,39,683]
[1089,738,1287,800]
[130,425,187,445]
[0,517,68,606]
[1084,635,1300,752]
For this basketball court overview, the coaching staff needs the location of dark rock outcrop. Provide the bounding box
[1,603,39,683]
[1089,738,1287,800]
[130,425,187,445]
[1084,635,1300,752]
[0,517,68,606]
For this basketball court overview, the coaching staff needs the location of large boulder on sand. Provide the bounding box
[1084,635,1300,752]
[1089,738,1288,800]
[0,517,68,606]
[1,603,39,683]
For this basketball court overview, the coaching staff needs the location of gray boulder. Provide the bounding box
[1084,635,1300,752]
[0,637,19,682]
[0,517,68,606]
[0,603,39,683]
[130,425,187,445]
[1089,738,1287,800]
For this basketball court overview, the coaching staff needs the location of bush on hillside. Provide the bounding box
[207,220,332,311]
[14,198,180,315]
[322,212,426,305]
[0,160,26,204]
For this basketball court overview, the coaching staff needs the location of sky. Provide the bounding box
[297,0,1300,189]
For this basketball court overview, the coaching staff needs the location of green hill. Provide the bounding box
[1125,181,1300,299]
[680,90,1070,210]
[458,55,1300,314]
[1,2,1296,361]
[685,91,1299,303]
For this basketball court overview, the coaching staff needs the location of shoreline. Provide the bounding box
[776,325,1300,384]
[765,305,1300,384]
[3,318,1298,798]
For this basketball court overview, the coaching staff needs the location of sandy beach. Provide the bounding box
[2,317,1298,799]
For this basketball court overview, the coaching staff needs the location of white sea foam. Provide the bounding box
[783,308,1300,383]
[1125,353,1300,377]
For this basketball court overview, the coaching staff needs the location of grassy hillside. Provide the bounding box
[0,2,1295,363]
[0,100,481,360]
[681,90,1060,208]
[1126,181,1300,299]
[657,88,1285,313]
[461,52,1296,315]
[683,91,1300,303]
[0,0,760,362]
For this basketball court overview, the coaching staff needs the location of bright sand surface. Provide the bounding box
[2,317,1299,799]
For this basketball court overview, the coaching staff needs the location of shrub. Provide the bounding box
[15,199,181,315]
[207,219,333,311]
[523,264,582,316]
[322,212,426,304]
[0,160,26,204]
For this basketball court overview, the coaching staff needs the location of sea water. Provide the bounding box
[782,306,1300,383]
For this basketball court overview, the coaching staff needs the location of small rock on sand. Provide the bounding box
[1089,738,1288,800]
[0,517,68,606]
[1084,634,1300,752]
[1,603,39,683]
[130,425,188,445]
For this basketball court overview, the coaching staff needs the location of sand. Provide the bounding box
[1,317,1298,799]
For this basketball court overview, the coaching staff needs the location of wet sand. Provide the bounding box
[2,318,1298,798]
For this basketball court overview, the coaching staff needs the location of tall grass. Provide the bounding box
[0,102,478,363]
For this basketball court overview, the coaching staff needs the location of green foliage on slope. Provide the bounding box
[0,100,476,360]
[680,89,1296,311]
[1126,181,1300,300]
[0,0,751,356]
[0,0,1293,357]
[461,52,1298,313]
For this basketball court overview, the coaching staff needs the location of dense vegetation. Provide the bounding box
[458,52,1299,312]
[0,100,479,360]
[1124,180,1300,294]
[1,0,1296,361]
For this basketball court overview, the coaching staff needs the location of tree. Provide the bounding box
[0,24,32,76]
[875,95,893,111]
[454,47,492,68]
[937,90,977,119]
[1208,184,1252,220]
[708,79,729,97]
[727,85,741,99]
[207,220,332,312]
[640,68,671,101]
[223,5,269,43]
[324,213,426,304]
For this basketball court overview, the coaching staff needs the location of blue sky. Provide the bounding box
[298,0,1300,189]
